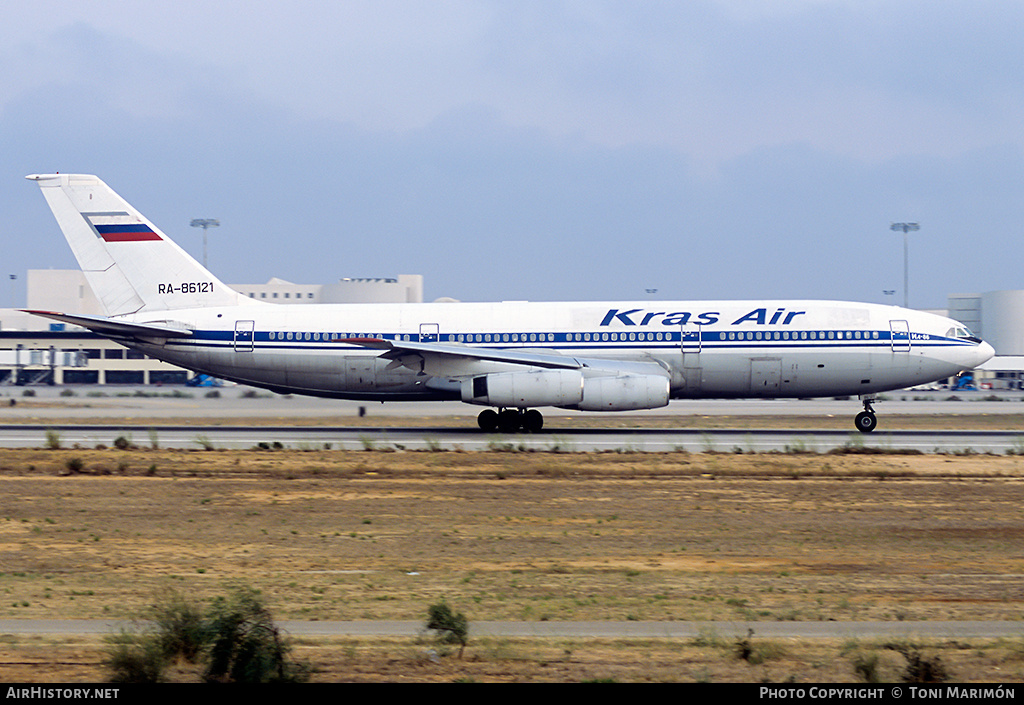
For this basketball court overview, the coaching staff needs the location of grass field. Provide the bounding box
[0,441,1022,682]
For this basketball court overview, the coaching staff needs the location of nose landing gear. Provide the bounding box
[854,397,878,433]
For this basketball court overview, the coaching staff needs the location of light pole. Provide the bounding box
[190,219,220,269]
[890,222,919,308]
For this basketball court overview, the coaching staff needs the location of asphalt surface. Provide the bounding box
[2,385,1023,421]
[3,619,1022,640]
[0,423,1022,452]
[2,386,1023,452]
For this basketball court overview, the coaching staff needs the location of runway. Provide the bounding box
[4,385,1024,421]
[1,386,1022,452]
[3,619,1022,640]
[1,423,1022,453]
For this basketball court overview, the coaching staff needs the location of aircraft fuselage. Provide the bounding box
[115,299,990,402]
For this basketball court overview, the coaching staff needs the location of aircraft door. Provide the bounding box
[419,323,439,343]
[345,356,377,390]
[889,320,910,353]
[750,358,782,395]
[233,320,255,352]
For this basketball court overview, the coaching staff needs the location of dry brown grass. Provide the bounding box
[1,446,1023,682]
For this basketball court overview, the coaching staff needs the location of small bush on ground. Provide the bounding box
[105,632,166,683]
[425,600,469,658]
[103,586,310,683]
[203,586,310,683]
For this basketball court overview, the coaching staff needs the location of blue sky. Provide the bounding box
[2,1,1022,307]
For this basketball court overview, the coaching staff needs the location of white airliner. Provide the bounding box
[25,173,993,433]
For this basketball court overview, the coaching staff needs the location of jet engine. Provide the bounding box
[462,369,583,408]
[573,373,670,411]
[462,369,669,411]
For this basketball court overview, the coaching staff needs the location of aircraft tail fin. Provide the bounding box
[26,173,247,316]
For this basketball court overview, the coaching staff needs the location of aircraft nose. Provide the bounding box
[973,340,995,368]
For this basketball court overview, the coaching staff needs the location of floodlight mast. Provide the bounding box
[190,218,220,269]
[890,222,920,309]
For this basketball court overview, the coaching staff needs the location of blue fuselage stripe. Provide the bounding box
[172,328,976,352]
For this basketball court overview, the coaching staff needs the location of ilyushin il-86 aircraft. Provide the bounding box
[25,173,993,433]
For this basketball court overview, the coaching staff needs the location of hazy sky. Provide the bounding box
[2,1,1022,308]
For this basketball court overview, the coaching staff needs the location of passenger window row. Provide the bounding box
[261,330,898,344]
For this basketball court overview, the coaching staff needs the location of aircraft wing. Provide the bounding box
[339,337,583,371]
[23,310,194,339]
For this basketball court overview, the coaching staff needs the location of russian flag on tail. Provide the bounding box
[94,223,162,242]
[84,213,162,242]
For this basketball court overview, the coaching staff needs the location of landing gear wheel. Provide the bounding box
[522,409,544,433]
[497,409,522,433]
[854,411,877,433]
[477,409,499,433]
[855,396,879,433]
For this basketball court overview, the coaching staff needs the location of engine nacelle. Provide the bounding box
[461,369,584,407]
[462,369,670,411]
[572,374,670,411]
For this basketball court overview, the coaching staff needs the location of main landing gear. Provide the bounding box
[854,397,878,433]
[477,408,544,433]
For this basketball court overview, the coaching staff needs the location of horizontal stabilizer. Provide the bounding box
[23,310,194,338]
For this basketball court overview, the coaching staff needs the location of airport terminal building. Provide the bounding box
[949,291,1024,389]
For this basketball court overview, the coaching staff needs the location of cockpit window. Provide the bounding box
[946,326,981,342]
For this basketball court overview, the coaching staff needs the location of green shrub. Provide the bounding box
[203,587,310,683]
[103,586,309,684]
[104,632,167,683]
[149,589,207,663]
[885,642,949,683]
[426,600,469,658]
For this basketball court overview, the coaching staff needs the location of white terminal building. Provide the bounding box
[0,270,1020,390]
[948,291,1024,389]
